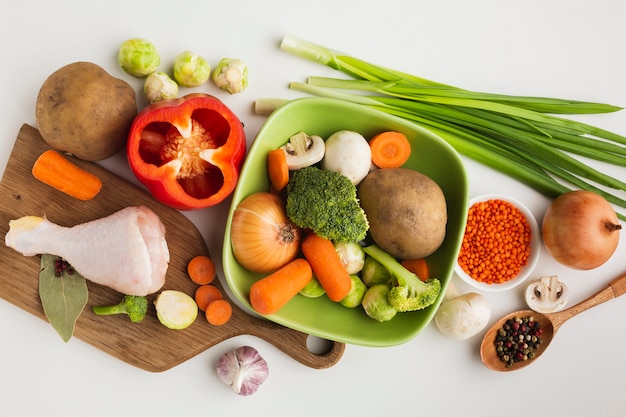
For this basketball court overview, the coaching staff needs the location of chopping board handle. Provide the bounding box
[241,318,346,369]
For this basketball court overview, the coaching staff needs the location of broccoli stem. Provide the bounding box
[362,244,419,284]
[92,295,148,323]
[362,244,441,312]
[92,303,127,315]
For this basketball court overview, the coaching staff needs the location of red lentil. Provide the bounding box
[457,199,531,284]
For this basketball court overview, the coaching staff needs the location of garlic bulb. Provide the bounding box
[216,346,269,396]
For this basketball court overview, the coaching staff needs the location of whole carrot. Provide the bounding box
[301,232,352,302]
[249,258,313,315]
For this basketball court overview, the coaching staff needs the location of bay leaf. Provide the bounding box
[39,254,88,342]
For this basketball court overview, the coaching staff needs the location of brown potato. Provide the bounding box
[358,168,447,260]
[36,62,137,161]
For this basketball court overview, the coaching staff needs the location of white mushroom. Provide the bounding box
[525,275,568,313]
[321,130,372,185]
[280,131,325,170]
[434,282,491,340]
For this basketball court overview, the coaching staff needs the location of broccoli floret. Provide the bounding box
[286,166,369,243]
[362,244,441,312]
[92,295,148,323]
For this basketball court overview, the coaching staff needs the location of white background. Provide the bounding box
[2,1,626,416]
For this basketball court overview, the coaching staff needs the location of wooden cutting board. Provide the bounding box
[0,124,345,372]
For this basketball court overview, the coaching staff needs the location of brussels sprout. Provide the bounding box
[144,71,178,103]
[361,284,397,322]
[334,241,365,274]
[211,58,249,94]
[118,38,160,77]
[361,255,392,287]
[154,290,198,330]
[299,276,325,298]
[173,50,211,87]
[339,275,367,308]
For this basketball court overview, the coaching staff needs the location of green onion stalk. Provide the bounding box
[258,35,626,220]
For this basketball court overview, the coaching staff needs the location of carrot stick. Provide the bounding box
[300,232,352,302]
[401,258,430,282]
[187,255,216,285]
[249,258,313,315]
[369,131,411,168]
[205,299,233,325]
[267,148,290,192]
[32,149,102,200]
[194,284,223,311]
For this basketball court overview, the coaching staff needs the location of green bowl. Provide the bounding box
[223,97,469,347]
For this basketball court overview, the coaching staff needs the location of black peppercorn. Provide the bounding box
[494,316,542,367]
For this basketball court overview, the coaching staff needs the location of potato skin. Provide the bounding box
[358,168,447,260]
[36,61,137,161]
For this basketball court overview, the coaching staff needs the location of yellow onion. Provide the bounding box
[542,190,621,270]
[230,192,301,273]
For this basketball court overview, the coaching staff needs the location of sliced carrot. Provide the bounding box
[401,258,430,282]
[32,149,102,200]
[300,232,352,302]
[194,284,223,311]
[267,148,290,192]
[369,131,411,168]
[249,258,313,315]
[205,299,233,325]
[187,255,216,285]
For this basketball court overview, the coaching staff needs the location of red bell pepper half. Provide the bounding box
[127,93,246,210]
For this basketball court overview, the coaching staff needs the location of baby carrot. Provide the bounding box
[300,232,352,302]
[401,258,430,282]
[205,299,233,325]
[267,148,290,192]
[187,255,216,285]
[194,284,223,312]
[369,131,411,168]
[32,149,102,200]
[249,258,313,315]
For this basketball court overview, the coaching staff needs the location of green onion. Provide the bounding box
[306,76,622,115]
[270,35,626,220]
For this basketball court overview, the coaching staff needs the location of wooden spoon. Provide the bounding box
[480,272,626,372]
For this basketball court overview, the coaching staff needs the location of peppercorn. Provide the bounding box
[53,257,75,277]
[494,315,542,367]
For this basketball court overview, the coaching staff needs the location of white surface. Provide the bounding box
[2,1,626,416]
